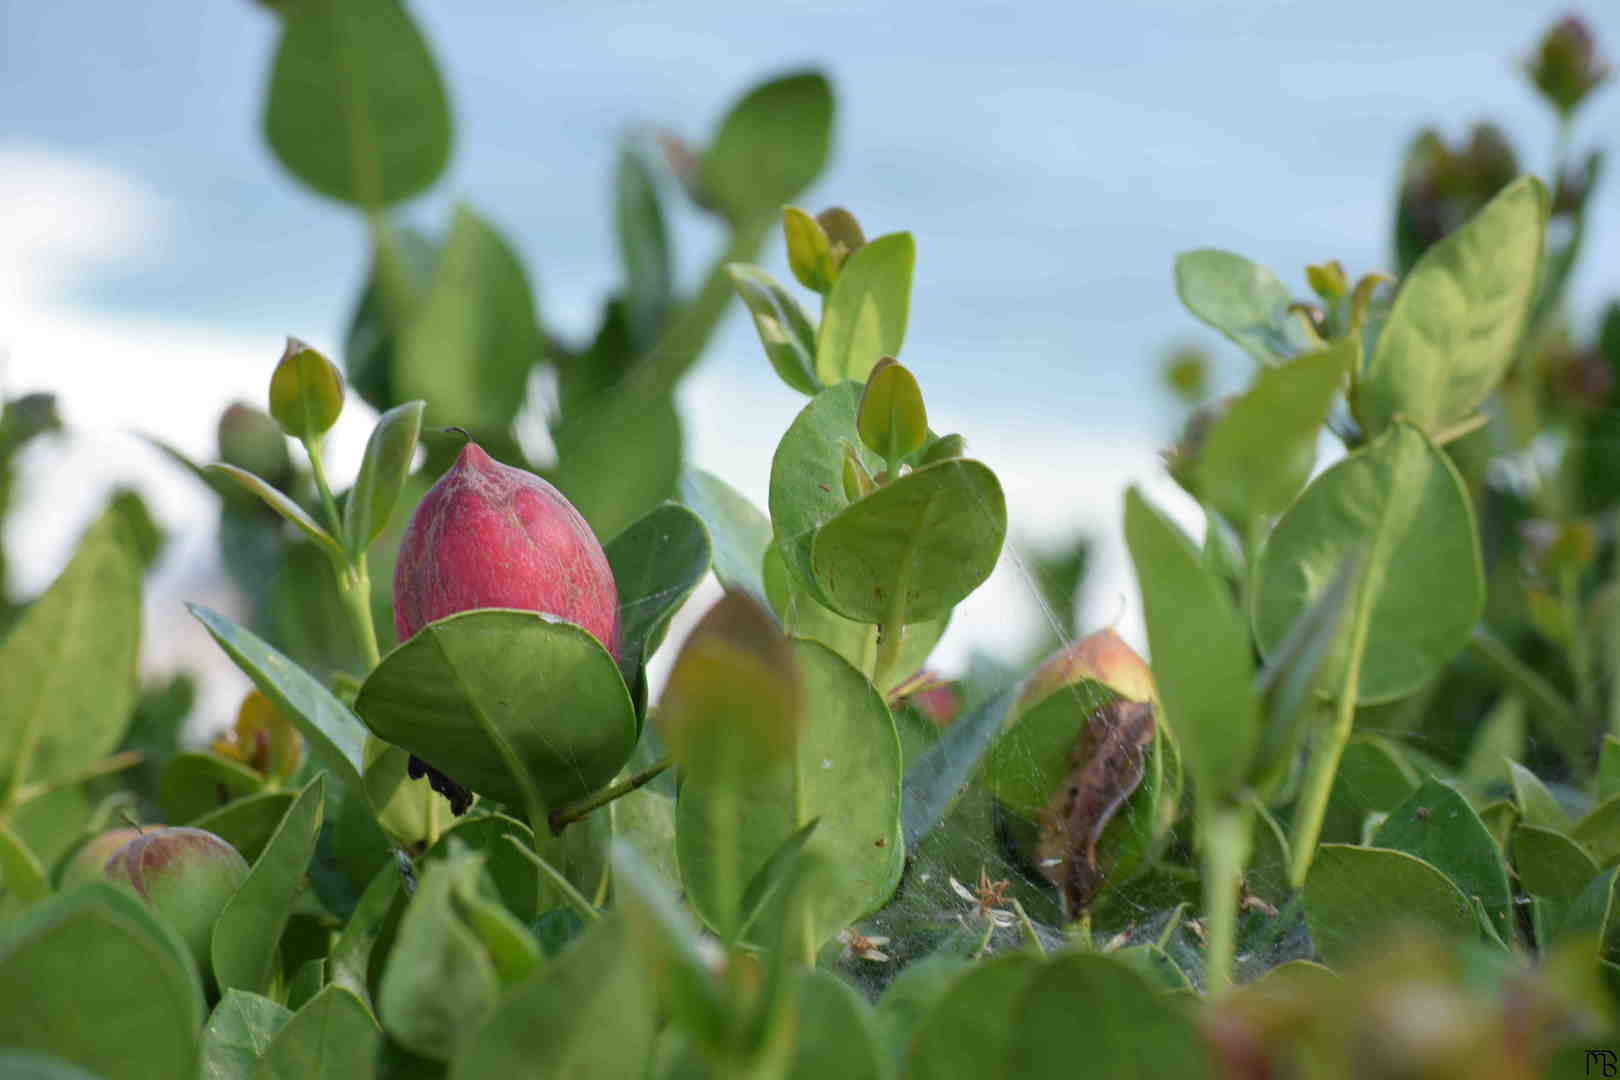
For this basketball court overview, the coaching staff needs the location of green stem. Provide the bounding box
[9,750,144,808]
[1011,899,1045,956]
[1287,564,1377,888]
[303,436,345,541]
[505,835,600,923]
[1198,797,1254,998]
[547,756,672,834]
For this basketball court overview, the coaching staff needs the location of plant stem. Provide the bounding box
[1011,899,1045,956]
[1287,563,1377,888]
[547,756,672,834]
[9,750,145,807]
[505,834,600,923]
[1198,797,1253,998]
[303,436,345,541]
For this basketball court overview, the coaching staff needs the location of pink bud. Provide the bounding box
[1017,628,1155,717]
[393,441,621,659]
[104,827,250,970]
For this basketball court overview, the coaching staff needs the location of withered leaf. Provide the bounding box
[1037,699,1156,917]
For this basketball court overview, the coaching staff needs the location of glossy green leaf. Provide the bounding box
[1513,825,1600,900]
[1303,845,1477,968]
[728,263,820,396]
[0,822,48,904]
[872,952,968,1071]
[783,206,836,293]
[449,913,656,1080]
[205,464,342,560]
[201,990,292,1080]
[736,819,820,941]
[250,986,379,1080]
[1372,776,1513,940]
[262,0,450,207]
[816,233,915,386]
[343,400,423,556]
[1573,793,1620,867]
[1197,338,1350,533]
[1251,422,1482,704]
[700,71,833,225]
[1360,176,1548,435]
[0,884,202,1080]
[379,854,500,1061]
[267,339,344,443]
[812,458,1005,624]
[604,502,711,684]
[396,206,540,437]
[616,143,672,348]
[158,753,265,828]
[0,509,140,801]
[190,793,297,865]
[355,610,636,815]
[189,605,369,797]
[786,971,884,1080]
[0,1051,108,1079]
[556,388,682,542]
[1509,759,1569,829]
[1124,488,1258,797]
[984,680,1119,818]
[1174,249,1313,366]
[679,467,773,604]
[857,358,928,464]
[1601,735,1620,802]
[677,639,902,943]
[213,776,326,996]
[1321,734,1419,842]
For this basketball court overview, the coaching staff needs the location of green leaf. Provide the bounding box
[267,339,344,443]
[1513,825,1600,900]
[786,971,884,1080]
[449,913,656,1080]
[811,458,1005,624]
[342,400,424,556]
[1372,776,1513,940]
[378,853,500,1061]
[327,861,403,1014]
[0,1051,108,1079]
[983,680,1118,819]
[1509,759,1569,829]
[0,885,202,1080]
[1322,735,1419,842]
[344,225,439,412]
[604,502,712,687]
[0,822,48,904]
[783,206,836,293]
[205,465,342,561]
[189,793,296,865]
[354,611,637,816]
[1360,176,1548,435]
[770,382,886,608]
[1572,793,1620,867]
[1174,249,1313,366]
[0,508,141,801]
[816,233,915,386]
[857,358,928,464]
[676,639,903,943]
[901,690,1015,847]
[1251,422,1483,704]
[763,543,950,693]
[615,143,672,349]
[213,776,326,996]
[872,952,968,1071]
[554,389,683,542]
[201,990,292,1080]
[158,753,266,828]
[609,842,732,1057]
[1197,339,1350,533]
[262,0,451,207]
[1124,488,1258,798]
[735,819,820,941]
[1600,735,1620,801]
[250,986,379,1080]
[728,264,821,396]
[188,605,370,798]
[678,467,773,604]
[1303,845,1477,968]
[396,206,540,438]
[700,71,833,225]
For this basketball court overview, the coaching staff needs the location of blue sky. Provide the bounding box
[3,0,1617,718]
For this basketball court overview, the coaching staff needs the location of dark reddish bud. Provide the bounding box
[393,440,621,659]
[104,827,251,969]
[1525,15,1611,118]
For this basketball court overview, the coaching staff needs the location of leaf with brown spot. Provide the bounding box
[1037,699,1156,917]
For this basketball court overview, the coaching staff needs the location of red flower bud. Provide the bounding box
[392,441,621,659]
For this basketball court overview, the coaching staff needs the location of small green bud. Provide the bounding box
[783,206,837,293]
[841,443,876,501]
[857,357,928,465]
[816,206,866,271]
[1162,346,1209,404]
[1304,260,1347,302]
[217,402,293,489]
[917,434,967,466]
[268,337,344,442]
[1525,15,1611,118]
